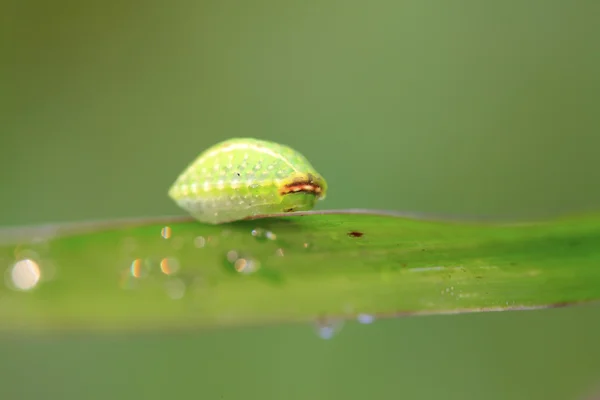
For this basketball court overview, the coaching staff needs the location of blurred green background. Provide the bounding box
[2,0,600,399]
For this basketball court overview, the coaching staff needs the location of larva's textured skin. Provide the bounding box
[168,138,328,224]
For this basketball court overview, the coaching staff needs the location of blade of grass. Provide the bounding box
[1,210,599,332]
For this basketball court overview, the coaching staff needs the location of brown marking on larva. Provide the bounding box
[347,231,364,238]
[279,181,322,196]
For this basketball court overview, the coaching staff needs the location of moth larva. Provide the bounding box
[168,138,328,224]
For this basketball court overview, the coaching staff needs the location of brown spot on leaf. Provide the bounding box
[348,231,364,238]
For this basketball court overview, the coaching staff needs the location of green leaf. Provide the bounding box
[1,210,599,332]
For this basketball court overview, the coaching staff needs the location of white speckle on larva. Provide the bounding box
[254,164,262,171]
[219,170,226,176]
[190,183,198,193]
[268,165,274,170]
[213,164,220,171]
[246,179,253,186]
[201,168,207,173]
[227,164,232,169]
[217,180,225,189]
[181,185,189,195]
[228,154,234,160]
[244,153,249,160]
[203,182,211,192]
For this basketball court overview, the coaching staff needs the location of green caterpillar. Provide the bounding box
[168,138,328,224]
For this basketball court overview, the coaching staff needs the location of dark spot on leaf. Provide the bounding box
[284,208,294,212]
[236,172,240,176]
[315,313,329,325]
[347,230,364,238]
[475,276,483,279]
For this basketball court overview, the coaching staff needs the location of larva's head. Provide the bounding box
[278,171,327,199]
[277,171,328,213]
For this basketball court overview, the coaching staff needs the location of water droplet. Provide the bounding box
[234,258,259,274]
[250,228,277,241]
[194,236,206,248]
[161,226,172,239]
[160,257,180,275]
[226,250,239,263]
[303,242,310,249]
[250,228,266,241]
[7,259,41,291]
[225,250,260,274]
[265,231,276,240]
[314,317,344,340]
[165,278,186,299]
[130,258,146,278]
[357,314,375,324]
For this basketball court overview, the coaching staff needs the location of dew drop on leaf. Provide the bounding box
[314,317,344,340]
